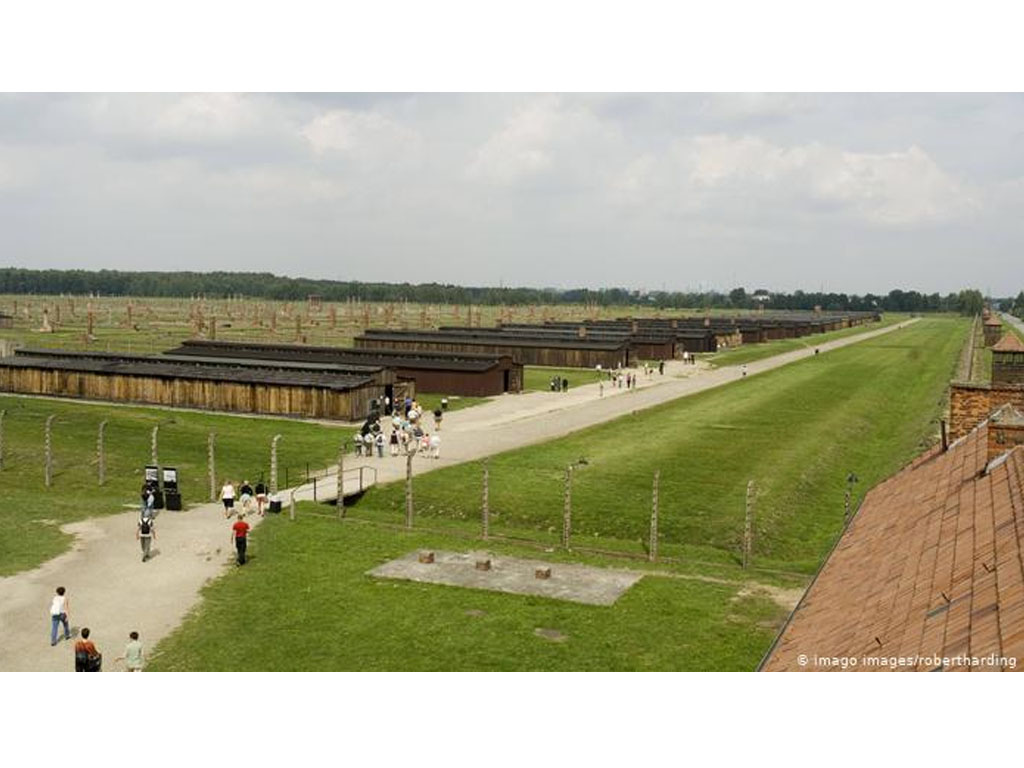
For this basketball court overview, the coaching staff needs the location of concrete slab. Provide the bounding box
[367,550,643,606]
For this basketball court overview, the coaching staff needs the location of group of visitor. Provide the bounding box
[48,586,146,672]
[353,395,442,460]
[220,478,269,518]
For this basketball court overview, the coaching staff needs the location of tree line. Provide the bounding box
[0,267,992,315]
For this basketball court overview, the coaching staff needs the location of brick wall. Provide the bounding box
[950,382,1024,440]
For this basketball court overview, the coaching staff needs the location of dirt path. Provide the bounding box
[0,319,915,671]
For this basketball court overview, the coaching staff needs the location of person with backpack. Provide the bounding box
[137,513,156,562]
[74,627,101,672]
[389,429,400,457]
[433,408,443,431]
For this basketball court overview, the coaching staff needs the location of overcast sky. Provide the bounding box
[1,93,1022,295]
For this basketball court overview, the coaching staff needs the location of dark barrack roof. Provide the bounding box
[0,354,375,391]
[16,347,386,376]
[358,329,629,351]
[168,340,511,372]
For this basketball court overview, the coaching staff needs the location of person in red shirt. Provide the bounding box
[231,513,251,565]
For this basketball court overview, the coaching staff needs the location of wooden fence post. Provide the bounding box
[337,441,345,518]
[743,480,755,570]
[481,458,490,540]
[0,408,6,471]
[562,466,573,549]
[208,432,216,502]
[270,434,282,495]
[289,489,296,521]
[151,425,159,466]
[44,414,55,487]
[405,450,415,530]
[649,470,660,563]
[97,420,108,486]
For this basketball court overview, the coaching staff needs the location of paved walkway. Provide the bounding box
[0,319,916,671]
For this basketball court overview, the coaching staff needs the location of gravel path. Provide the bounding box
[0,319,915,671]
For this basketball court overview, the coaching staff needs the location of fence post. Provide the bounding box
[405,449,416,529]
[481,458,490,540]
[743,480,755,570]
[208,432,216,502]
[0,408,6,471]
[844,472,859,526]
[289,489,296,521]
[151,425,159,466]
[97,420,108,486]
[649,470,660,563]
[44,414,55,487]
[337,441,346,518]
[270,434,282,494]
[562,466,572,550]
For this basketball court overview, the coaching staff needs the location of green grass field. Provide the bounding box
[704,314,906,367]
[146,316,969,670]
[0,397,346,575]
[147,512,787,671]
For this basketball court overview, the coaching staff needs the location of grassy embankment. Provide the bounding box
[148,317,968,671]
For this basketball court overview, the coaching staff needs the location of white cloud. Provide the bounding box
[466,96,618,185]
[670,134,978,226]
[301,109,421,166]
[84,93,274,144]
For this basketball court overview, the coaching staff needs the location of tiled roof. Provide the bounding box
[761,421,1024,671]
[984,316,1004,326]
[993,333,1024,353]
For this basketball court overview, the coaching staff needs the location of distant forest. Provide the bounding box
[0,267,993,315]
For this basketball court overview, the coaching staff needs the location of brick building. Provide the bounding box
[992,332,1024,386]
[983,315,1004,346]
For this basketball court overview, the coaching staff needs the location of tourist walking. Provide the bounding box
[429,433,441,459]
[140,482,155,518]
[255,480,268,516]
[433,408,443,431]
[561,377,569,392]
[375,430,385,458]
[599,381,604,397]
[389,429,399,456]
[221,480,236,518]
[232,513,250,565]
[115,631,145,672]
[137,513,156,562]
[659,360,665,375]
[49,586,70,646]
[74,627,101,672]
[239,480,254,514]
[741,364,748,377]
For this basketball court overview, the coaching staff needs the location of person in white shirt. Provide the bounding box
[221,481,236,518]
[50,586,70,646]
[429,433,441,459]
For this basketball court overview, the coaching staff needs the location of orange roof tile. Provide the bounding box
[760,423,1024,672]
